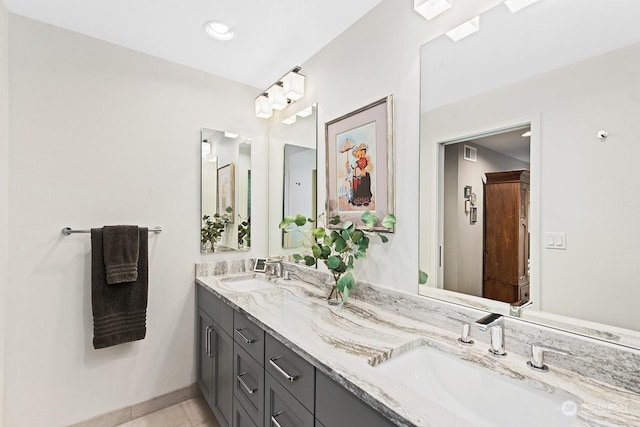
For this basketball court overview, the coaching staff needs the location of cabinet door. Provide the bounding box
[197,309,214,407]
[265,373,313,427]
[316,371,394,427]
[212,327,234,427]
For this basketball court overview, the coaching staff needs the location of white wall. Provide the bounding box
[275,0,503,292]
[0,1,9,424]
[6,15,266,427]
[421,43,640,331]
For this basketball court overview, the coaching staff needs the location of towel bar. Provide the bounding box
[61,226,163,236]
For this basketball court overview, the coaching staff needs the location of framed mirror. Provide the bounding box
[268,104,318,256]
[201,128,252,253]
[419,0,640,348]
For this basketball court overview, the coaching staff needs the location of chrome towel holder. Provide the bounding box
[61,226,163,236]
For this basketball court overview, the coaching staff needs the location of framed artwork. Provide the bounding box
[325,95,394,232]
[217,163,235,215]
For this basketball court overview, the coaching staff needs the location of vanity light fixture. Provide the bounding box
[203,21,235,41]
[504,0,541,13]
[445,16,480,41]
[282,70,305,101]
[255,95,273,119]
[414,0,452,20]
[282,115,297,125]
[201,140,211,157]
[296,106,313,118]
[224,131,239,139]
[254,66,305,119]
[267,84,288,111]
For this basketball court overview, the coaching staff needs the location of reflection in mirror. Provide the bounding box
[282,144,317,248]
[440,127,531,304]
[419,0,640,348]
[268,104,318,256]
[201,128,251,253]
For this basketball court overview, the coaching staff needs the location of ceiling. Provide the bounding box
[3,0,384,89]
[466,127,530,164]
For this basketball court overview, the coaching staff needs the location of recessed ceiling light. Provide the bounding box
[203,21,235,41]
[224,131,239,139]
[445,16,480,42]
[521,131,531,137]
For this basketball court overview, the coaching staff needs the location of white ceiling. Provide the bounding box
[3,0,384,89]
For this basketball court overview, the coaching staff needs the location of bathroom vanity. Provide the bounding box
[195,262,640,427]
[196,280,393,427]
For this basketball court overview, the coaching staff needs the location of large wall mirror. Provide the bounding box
[268,104,318,256]
[419,0,640,349]
[201,128,252,253]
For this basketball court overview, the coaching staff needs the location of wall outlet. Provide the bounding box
[545,232,566,250]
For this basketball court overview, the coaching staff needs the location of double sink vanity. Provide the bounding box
[195,260,640,427]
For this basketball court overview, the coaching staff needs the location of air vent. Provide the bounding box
[464,145,477,162]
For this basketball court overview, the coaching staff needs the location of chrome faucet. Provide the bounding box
[283,270,304,281]
[476,313,507,356]
[264,259,283,278]
[527,343,570,371]
[510,299,533,318]
[447,316,474,345]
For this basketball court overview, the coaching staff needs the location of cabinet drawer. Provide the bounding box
[265,372,313,427]
[198,284,234,335]
[265,334,315,411]
[234,343,264,426]
[233,397,258,427]
[234,311,265,364]
[316,371,394,427]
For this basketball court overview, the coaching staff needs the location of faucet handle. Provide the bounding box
[447,317,474,345]
[527,343,571,371]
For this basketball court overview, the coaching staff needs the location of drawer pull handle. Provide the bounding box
[205,326,212,357]
[269,357,298,382]
[235,328,256,344]
[236,372,257,394]
[270,410,284,427]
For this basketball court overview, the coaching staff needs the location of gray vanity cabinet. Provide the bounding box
[316,371,394,427]
[197,286,234,427]
[197,283,396,427]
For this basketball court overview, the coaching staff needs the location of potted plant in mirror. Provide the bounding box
[201,207,232,252]
[279,211,396,305]
[238,215,250,249]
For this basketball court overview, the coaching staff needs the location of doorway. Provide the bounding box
[439,125,531,302]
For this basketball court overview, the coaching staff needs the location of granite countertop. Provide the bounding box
[195,273,640,427]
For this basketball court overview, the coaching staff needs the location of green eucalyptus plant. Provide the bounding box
[201,206,232,251]
[237,215,251,248]
[279,211,396,303]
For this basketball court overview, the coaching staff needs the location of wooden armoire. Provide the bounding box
[483,170,530,304]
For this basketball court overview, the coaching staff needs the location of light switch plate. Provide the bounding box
[545,232,566,250]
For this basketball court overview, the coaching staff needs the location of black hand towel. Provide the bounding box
[91,227,148,349]
[103,225,139,284]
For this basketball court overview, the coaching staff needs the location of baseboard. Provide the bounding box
[68,383,200,427]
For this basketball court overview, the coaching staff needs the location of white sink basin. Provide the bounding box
[221,277,274,292]
[376,345,577,427]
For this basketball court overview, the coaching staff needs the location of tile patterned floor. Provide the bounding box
[116,395,220,427]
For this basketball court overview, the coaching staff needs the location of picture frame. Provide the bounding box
[325,95,394,232]
[217,163,235,216]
